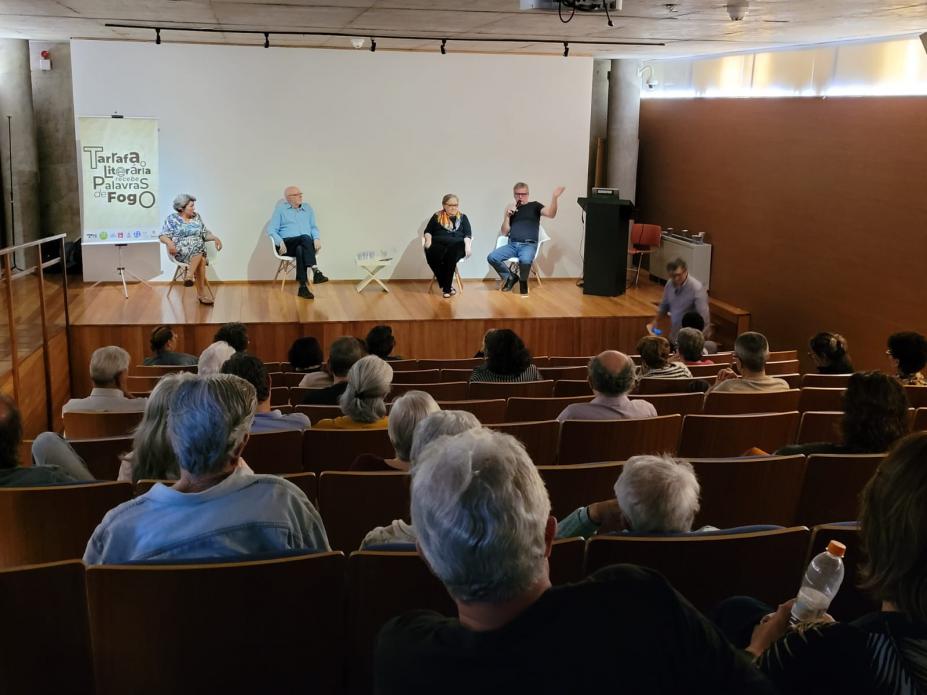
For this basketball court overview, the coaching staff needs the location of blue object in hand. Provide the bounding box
[652,328,662,335]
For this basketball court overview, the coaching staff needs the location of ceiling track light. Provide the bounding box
[563,42,569,57]
[370,37,376,52]
[264,32,270,48]
[440,38,447,55]
[155,28,161,45]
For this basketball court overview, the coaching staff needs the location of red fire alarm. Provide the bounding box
[38,49,52,71]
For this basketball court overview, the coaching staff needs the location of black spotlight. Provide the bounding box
[563,42,569,57]
[264,32,270,48]
[370,37,377,52]
[440,39,447,55]
[155,28,161,45]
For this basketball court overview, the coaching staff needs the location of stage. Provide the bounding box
[67,278,666,396]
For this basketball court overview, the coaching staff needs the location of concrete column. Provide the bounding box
[587,59,610,191]
[31,42,80,242]
[606,59,641,204]
[0,39,41,250]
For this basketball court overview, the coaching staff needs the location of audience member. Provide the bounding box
[557,454,709,538]
[315,355,392,430]
[711,332,789,393]
[221,353,309,433]
[556,351,656,422]
[682,310,719,354]
[776,371,909,457]
[0,395,91,486]
[288,336,332,389]
[360,410,481,548]
[887,331,927,385]
[351,390,439,472]
[808,331,854,374]
[365,325,405,361]
[637,335,693,379]
[677,327,714,365]
[374,428,773,694]
[213,322,249,353]
[143,325,197,366]
[647,258,710,340]
[301,336,365,405]
[197,341,236,376]
[62,346,146,414]
[469,329,542,383]
[83,374,329,564]
[722,432,927,694]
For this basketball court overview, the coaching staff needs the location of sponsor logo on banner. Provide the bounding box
[79,117,159,245]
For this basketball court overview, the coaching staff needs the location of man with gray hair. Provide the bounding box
[556,350,656,422]
[302,336,366,405]
[557,454,708,539]
[711,331,789,393]
[62,346,146,414]
[375,429,773,693]
[647,257,710,339]
[83,374,329,564]
[266,185,329,299]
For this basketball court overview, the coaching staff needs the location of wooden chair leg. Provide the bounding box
[455,266,463,293]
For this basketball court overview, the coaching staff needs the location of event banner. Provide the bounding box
[79,116,159,244]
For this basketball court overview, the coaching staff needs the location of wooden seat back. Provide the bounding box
[389,381,468,401]
[486,420,561,466]
[702,389,801,415]
[537,462,622,521]
[558,415,683,465]
[796,454,884,527]
[318,471,410,552]
[69,435,133,480]
[63,411,143,439]
[552,379,593,397]
[629,392,704,416]
[241,429,304,474]
[504,395,593,423]
[388,369,443,384]
[797,411,843,444]
[302,428,395,474]
[800,373,852,388]
[798,388,845,412]
[636,376,716,394]
[678,412,799,458]
[468,380,555,400]
[436,399,506,424]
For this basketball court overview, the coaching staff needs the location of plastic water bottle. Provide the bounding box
[790,540,846,623]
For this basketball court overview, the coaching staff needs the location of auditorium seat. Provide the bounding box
[281,471,318,504]
[387,369,442,384]
[796,453,883,527]
[807,524,877,621]
[686,362,727,378]
[133,364,197,376]
[63,411,143,438]
[548,356,593,367]
[0,481,132,569]
[629,392,704,416]
[303,428,394,474]
[702,389,801,415]
[538,365,589,381]
[439,368,476,382]
[678,412,799,458]
[318,471,410,551]
[636,376,716,394]
[584,526,810,612]
[797,411,843,444]
[295,404,347,424]
[288,386,319,404]
[763,360,801,375]
[689,455,806,529]
[269,386,289,406]
[69,434,133,480]
[558,415,683,465]
[436,399,506,424]
[86,552,346,695]
[126,375,161,393]
[504,395,593,423]
[767,350,799,361]
[487,420,561,466]
[383,359,420,371]
[417,358,482,370]
[263,361,284,373]
[916,407,927,431]
[389,381,468,401]
[553,379,593,397]
[345,550,456,695]
[779,373,802,389]
[468,380,554,400]
[282,372,310,387]
[798,387,845,412]
[537,461,623,521]
[241,429,303,474]
[904,385,927,408]
[0,560,94,695]
[800,373,852,388]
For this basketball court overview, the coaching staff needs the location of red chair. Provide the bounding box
[627,223,662,287]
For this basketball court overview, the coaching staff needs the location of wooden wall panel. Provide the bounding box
[637,96,927,372]
[1,348,49,439]
[48,330,71,432]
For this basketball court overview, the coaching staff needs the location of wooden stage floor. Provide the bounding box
[67,278,664,396]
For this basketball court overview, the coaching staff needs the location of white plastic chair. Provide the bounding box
[494,225,549,287]
[271,237,315,291]
[421,236,465,294]
[166,240,216,299]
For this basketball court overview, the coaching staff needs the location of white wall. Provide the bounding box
[71,40,593,282]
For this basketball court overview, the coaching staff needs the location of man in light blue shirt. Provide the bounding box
[267,185,329,300]
[647,257,710,340]
[83,373,329,564]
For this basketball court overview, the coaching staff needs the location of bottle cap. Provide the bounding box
[827,540,846,557]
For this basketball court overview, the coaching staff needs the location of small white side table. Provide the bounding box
[356,257,392,293]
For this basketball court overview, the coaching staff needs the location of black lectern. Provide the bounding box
[577,195,633,296]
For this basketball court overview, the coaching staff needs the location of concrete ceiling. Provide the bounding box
[1,1,926,59]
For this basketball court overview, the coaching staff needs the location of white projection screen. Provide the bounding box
[71,40,593,282]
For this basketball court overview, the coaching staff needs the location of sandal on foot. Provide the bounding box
[198,295,214,305]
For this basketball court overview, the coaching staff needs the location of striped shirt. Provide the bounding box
[469,364,542,383]
[641,362,693,379]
